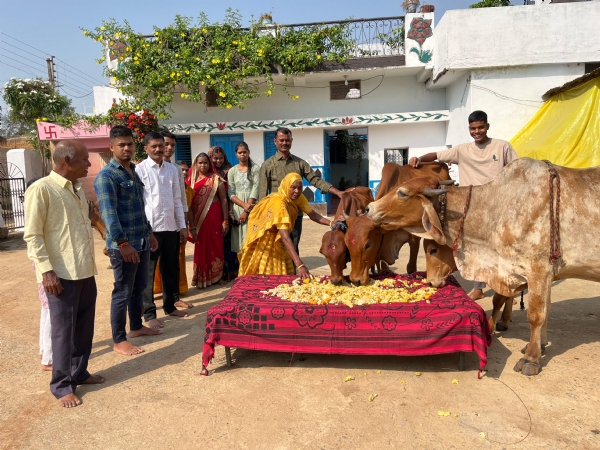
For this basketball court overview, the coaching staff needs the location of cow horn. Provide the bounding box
[438,180,455,186]
[342,211,350,220]
[422,188,448,198]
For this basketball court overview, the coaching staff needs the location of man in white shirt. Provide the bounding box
[136,132,189,329]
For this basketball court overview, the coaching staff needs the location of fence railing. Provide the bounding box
[141,16,406,58]
[280,16,405,57]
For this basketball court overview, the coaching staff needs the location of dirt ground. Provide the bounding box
[1,220,599,449]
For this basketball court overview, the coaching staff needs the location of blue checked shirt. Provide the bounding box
[94,158,152,252]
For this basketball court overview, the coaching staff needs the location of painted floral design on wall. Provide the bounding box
[407,17,433,64]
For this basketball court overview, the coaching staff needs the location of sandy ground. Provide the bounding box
[1,220,599,449]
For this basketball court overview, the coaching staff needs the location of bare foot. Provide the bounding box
[58,393,81,408]
[145,318,164,329]
[218,279,228,286]
[129,325,162,337]
[78,374,106,385]
[113,341,144,356]
[174,300,193,309]
[468,289,485,300]
[41,364,52,371]
[168,309,189,318]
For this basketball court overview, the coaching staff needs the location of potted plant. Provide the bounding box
[402,0,420,13]
[258,13,273,25]
[420,5,435,13]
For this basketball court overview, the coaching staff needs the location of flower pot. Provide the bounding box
[420,5,435,13]
[405,2,419,13]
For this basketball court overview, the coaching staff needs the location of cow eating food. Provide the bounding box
[365,158,600,376]
[345,162,453,286]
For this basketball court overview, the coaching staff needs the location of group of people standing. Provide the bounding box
[23,110,516,408]
[24,125,345,408]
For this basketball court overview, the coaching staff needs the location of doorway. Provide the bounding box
[210,133,244,165]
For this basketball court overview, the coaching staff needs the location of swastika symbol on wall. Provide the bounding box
[44,126,57,139]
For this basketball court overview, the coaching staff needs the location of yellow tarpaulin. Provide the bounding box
[511,75,600,168]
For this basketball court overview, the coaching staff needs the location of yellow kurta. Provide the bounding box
[238,173,312,276]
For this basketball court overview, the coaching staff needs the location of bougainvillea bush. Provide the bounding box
[82,9,356,118]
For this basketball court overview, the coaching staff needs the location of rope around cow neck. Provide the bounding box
[452,185,473,256]
[542,160,562,265]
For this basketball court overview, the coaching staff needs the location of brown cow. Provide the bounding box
[320,187,374,285]
[423,239,513,332]
[345,162,452,286]
[365,158,600,376]
[88,200,106,241]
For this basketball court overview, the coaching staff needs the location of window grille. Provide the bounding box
[330,80,361,100]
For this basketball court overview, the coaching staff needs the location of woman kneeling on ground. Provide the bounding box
[238,172,332,279]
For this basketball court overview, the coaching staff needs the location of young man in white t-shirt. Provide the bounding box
[408,110,518,300]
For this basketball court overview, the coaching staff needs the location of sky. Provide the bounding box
[0,0,516,113]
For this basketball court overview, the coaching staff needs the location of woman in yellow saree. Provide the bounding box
[238,172,333,279]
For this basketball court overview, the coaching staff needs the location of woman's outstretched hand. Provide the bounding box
[297,265,311,280]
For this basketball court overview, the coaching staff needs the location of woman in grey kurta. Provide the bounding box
[228,142,261,254]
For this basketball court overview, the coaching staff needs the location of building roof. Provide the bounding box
[543,67,600,99]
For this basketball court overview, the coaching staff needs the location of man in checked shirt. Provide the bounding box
[258,127,348,254]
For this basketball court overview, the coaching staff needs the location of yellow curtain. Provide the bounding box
[511,76,600,168]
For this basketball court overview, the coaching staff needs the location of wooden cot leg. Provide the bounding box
[225,347,232,367]
[458,352,465,371]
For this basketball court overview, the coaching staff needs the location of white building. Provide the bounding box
[94,1,600,212]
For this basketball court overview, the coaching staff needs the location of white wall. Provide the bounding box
[165,73,446,126]
[445,72,472,146]
[7,149,44,183]
[243,132,265,165]
[367,121,447,183]
[93,86,126,115]
[442,63,585,146]
[433,2,600,80]
[470,63,584,141]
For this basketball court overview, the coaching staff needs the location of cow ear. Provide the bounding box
[419,196,445,245]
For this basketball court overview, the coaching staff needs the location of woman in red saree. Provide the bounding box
[187,153,229,288]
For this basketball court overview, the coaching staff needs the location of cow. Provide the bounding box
[423,239,513,332]
[345,162,453,286]
[88,200,106,242]
[364,158,600,376]
[320,187,374,285]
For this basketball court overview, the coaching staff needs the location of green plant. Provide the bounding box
[81,9,356,119]
[402,0,421,12]
[378,27,405,53]
[2,78,72,135]
[470,0,511,8]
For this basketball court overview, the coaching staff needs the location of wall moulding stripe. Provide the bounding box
[167,110,450,134]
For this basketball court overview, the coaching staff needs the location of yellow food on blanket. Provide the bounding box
[262,276,437,307]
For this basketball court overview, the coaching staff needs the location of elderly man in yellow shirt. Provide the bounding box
[24,140,105,408]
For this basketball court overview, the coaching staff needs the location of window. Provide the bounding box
[205,88,218,107]
[384,148,408,166]
[330,80,361,100]
[264,131,277,160]
[175,135,192,166]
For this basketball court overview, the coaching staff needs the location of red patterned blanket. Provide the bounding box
[202,273,491,376]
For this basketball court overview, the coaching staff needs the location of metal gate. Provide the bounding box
[0,163,27,230]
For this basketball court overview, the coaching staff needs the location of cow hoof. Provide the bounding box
[513,358,540,375]
[406,266,417,274]
[495,322,508,332]
[520,343,546,355]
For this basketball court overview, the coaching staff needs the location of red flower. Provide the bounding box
[216,122,226,130]
[341,117,354,125]
[129,114,136,120]
[407,18,433,46]
[139,132,145,137]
